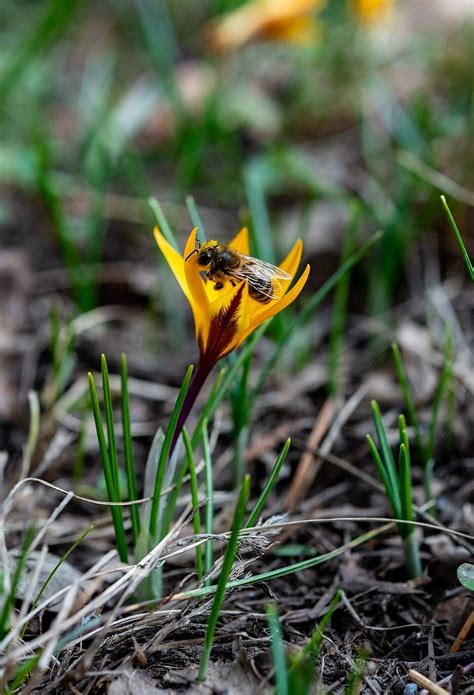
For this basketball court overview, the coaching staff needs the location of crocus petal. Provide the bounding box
[208,4,265,52]
[154,227,192,305]
[208,0,326,52]
[183,227,209,310]
[200,282,250,366]
[280,239,303,277]
[229,226,250,255]
[245,264,310,334]
[264,15,322,45]
[203,279,236,304]
[246,238,304,320]
[276,238,303,297]
[352,0,393,24]
[179,228,211,342]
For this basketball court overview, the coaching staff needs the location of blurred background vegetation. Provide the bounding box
[0,0,472,392]
[0,3,473,689]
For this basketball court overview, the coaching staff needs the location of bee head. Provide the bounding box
[196,240,219,267]
[185,239,218,264]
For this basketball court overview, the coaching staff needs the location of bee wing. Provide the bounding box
[227,254,292,300]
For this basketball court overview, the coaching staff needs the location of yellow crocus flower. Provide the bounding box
[350,0,393,23]
[208,0,327,52]
[154,225,310,371]
[207,0,393,52]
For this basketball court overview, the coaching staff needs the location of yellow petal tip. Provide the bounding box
[153,225,163,245]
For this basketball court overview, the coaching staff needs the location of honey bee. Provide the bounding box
[186,240,291,303]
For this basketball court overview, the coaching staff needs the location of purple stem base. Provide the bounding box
[170,362,211,455]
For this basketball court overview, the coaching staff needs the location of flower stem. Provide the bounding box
[402,532,422,579]
[233,425,249,489]
[170,362,211,455]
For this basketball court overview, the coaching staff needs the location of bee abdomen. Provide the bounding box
[249,280,273,303]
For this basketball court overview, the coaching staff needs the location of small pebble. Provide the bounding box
[403,685,417,695]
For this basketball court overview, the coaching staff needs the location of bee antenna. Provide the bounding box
[185,238,201,262]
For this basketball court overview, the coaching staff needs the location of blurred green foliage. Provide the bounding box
[0,0,471,317]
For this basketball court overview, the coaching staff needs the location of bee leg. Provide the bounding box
[214,282,224,291]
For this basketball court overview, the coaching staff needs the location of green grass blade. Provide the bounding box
[0,0,80,102]
[441,195,474,281]
[5,653,41,694]
[244,166,276,264]
[149,365,194,539]
[399,433,422,579]
[148,196,179,250]
[252,231,383,400]
[397,152,474,207]
[55,616,102,652]
[182,427,203,580]
[288,589,341,690]
[35,140,87,309]
[233,425,249,491]
[366,434,396,513]
[185,195,207,240]
[398,412,412,519]
[46,309,75,406]
[391,343,426,462]
[88,372,128,563]
[120,354,141,546]
[0,527,35,640]
[398,413,409,453]
[140,428,164,533]
[397,416,411,522]
[229,352,251,487]
[398,443,414,533]
[23,525,94,640]
[202,420,214,584]
[245,439,291,529]
[134,0,180,105]
[21,390,40,477]
[182,525,390,601]
[198,475,250,681]
[101,354,119,495]
[298,589,341,662]
[267,603,289,695]
[344,645,369,695]
[160,454,189,540]
[402,532,422,580]
[370,400,401,517]
[244,164,287,340]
